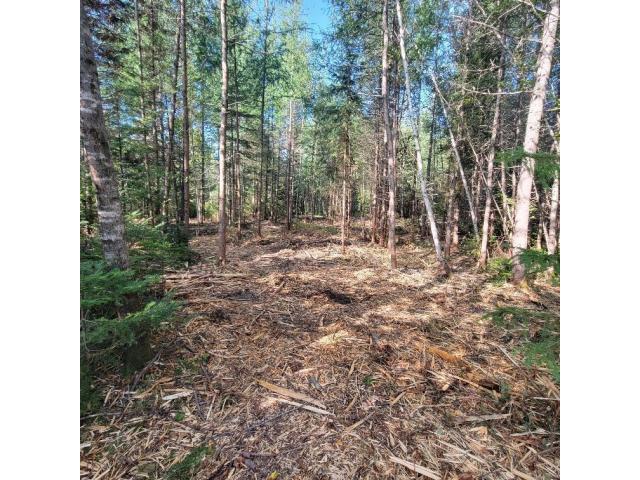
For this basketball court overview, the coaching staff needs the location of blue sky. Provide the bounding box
[301,0,332,41]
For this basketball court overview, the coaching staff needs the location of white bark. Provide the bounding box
[396,0,446,270]
[512,0,560,283]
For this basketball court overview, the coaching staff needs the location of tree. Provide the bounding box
[512,0,560,284]
[479,44,505,268]
[381,0,397,268]
[81,0,129,269]
[395,0,446,271]
[218,0,228,265]
[180,0,190,225]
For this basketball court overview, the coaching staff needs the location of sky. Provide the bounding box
[301,0,332,42]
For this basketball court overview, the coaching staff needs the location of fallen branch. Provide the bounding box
[456,413,511,423]
[256,379,326,409]
[267,396,333,416]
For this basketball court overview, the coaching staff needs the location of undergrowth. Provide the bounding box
[487,248,560,285]
[165,443,214,480]
[81,213,193,416]
[486,306,560,383]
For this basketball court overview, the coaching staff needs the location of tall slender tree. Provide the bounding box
[80,0,129,269]
[512,0,560,284]
[381,0,397,268]
[180,0,190,225]
[218,0,228,264]
[395,0,446,271]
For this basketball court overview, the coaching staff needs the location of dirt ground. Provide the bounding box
[80,220,560,480]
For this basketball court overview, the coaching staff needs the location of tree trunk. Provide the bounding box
[257,0,270,237]
[479,46,505,268]
[512,0,560,284]
[218,0,228,264]
[431,73,479,240]
[180,0,190,225]
[164,15,182,224]
[341,132,349,254]
[382,0,397,268]
[200,100,206,224]
[396,0,446,270]
[80,1,129,269]
[546,114,560,255]
[444,165,456,258]
[286,100,294,231]
[134,0,154,222]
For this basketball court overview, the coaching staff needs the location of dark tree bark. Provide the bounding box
[180,0,190,225]
[81,0,129,269]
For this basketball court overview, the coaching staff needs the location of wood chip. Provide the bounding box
[257,379,326,408]
[389,455,441,479]
[267,396,333,416]
[427,345,462,364]
[161,390,193,401]
[511,468,537,480]
[456,413,511,423]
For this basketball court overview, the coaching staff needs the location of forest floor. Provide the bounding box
[80,220,560,480]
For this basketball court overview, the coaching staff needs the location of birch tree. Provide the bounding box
[512,0,560,284]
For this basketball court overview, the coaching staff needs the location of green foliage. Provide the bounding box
[125,213,195,273]
[81,362,101,417]
[487,249,559,285]
[294,221,339,236]
[363,374,375,387]
[518,248,560,282]
[459,236,481,258]
[80,213,191,416]
[81,261,160,317]
[487,256,513,284]
[485,306,559,383]
[165,444,213,480]
[83,298,178,353]
[496,148,559,189]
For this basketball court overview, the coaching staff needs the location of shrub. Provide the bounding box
[485,306,559,383]
[486,249,560,285]
[487,256,512,284]
[517,248,559,284]
[80,213,191,416]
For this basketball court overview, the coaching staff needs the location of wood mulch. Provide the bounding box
[80,221,560,480]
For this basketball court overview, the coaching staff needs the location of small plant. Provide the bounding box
[363,375,375,387]
[517,248,560,284]
[165,443,213,480]
[486,306,559,383]
[487,256,512,284]
[460,236,481,258]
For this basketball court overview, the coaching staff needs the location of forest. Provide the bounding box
[80,0,560,478]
